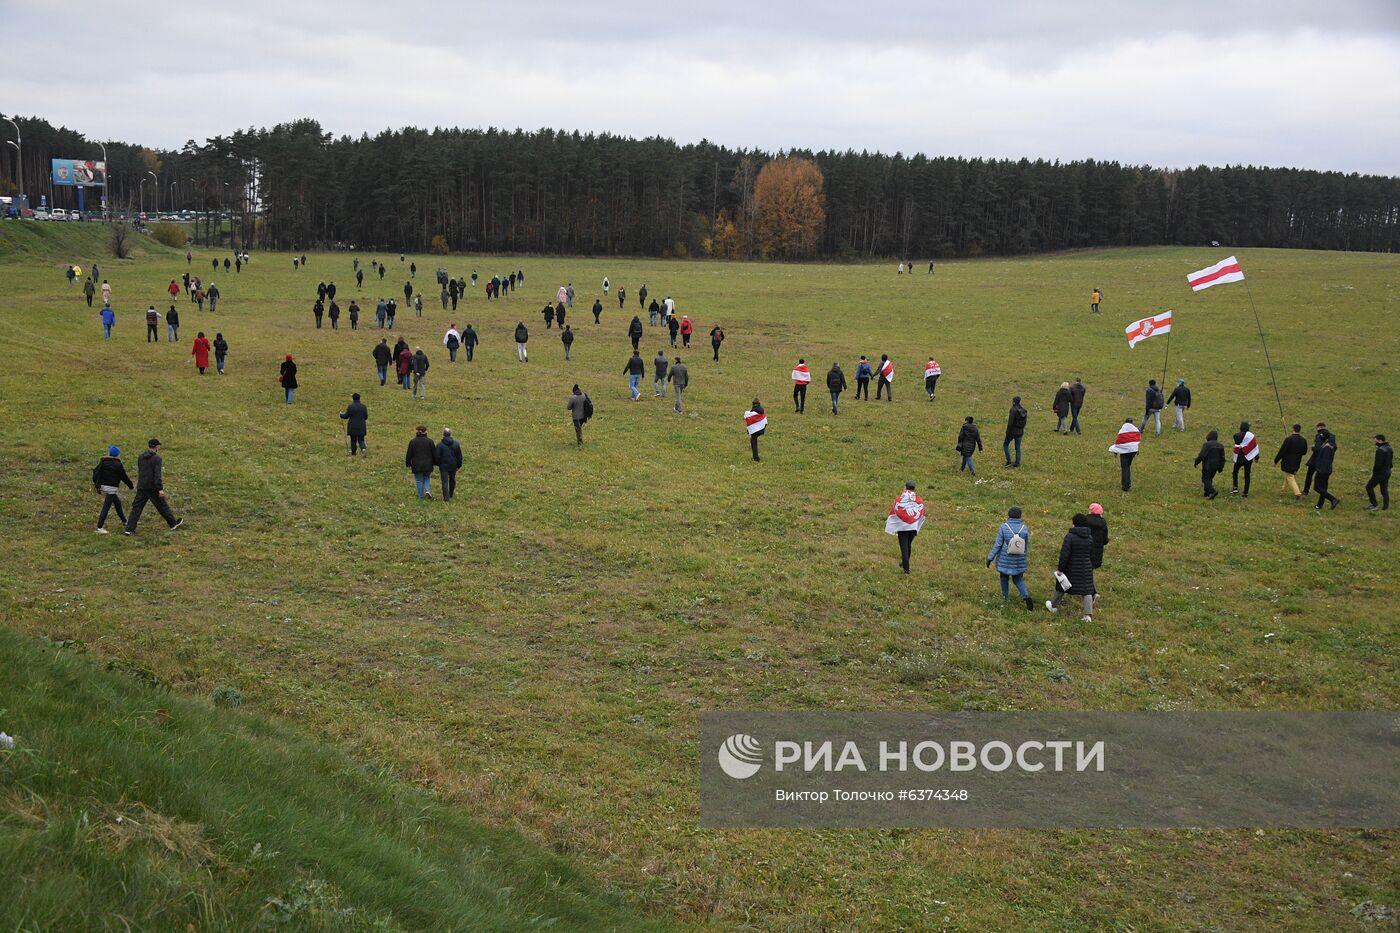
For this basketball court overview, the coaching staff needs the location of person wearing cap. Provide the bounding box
[340,393,369,455]
[124,439,183,534]
[885,480,926,574]
[987,506,1034,609]
[91,445,133,534]
[279,354,298,403]
[1166,378,1192,432]
[405,426,437,499]
[436,428,463,501]
[1366,434,1392,511]
[1085,503,1109,569]
[1004,396,1028,467]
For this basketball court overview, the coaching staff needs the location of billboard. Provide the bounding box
[51,159,106,187]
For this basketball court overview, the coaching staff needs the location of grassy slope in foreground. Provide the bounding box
[0,630,659,931]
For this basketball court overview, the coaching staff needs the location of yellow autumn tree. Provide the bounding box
[753,157,826,260]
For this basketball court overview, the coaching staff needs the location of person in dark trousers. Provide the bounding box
[436,428,462,501]
[1052,382,1072,433]
[213,333,228,374]
[328,300,340,330]
[372,339,392,385]
[680,315,693,348]
[340,393,368,454]
[1167,378,1191,431]
[403,281,413,307]
[1303,423,1336,494]
[709,325,725,361]
[885,480,926,574]
[313,298,324,328]
[1194,429,1226,499]
[405,426,437,499]
[624,350,645,400]
[166,304,180,341]
[279,354,298,403]
[444,326,461,362]
[923,358,941,400]
[667,314,680,347]
[146,306,160,342]
[561,324,574,360]
[463,324,479,362]
[543,303,555,329]
[855,356,872,400]
[207,282,219,312]
[348,300,359,330]
[1142,379,1165,436]
[745,399,766,462]
[876,354,893,401]
[638,284,648,308]
[593,298,603,324]
[92,445,133,533]
[1274,423,1308,500]
[124,439,183,535]
[1312,434,1340,510]
[957,416,982,474]
[653,351,669,397]
[617,286,625,308]
[792,359,810,413]
[1231,421,1258,496]
[668,357,688,413]
[555,303,566,329]
[1046,514,1096,620]
[565,384,589,446]
[1004,396,1028,467]
[986,506,1035,610]
[411,347,430,399]
[83,277,95,307]
[1085,503,1109,569]
[1110,419,1140,491]
[1366,434,1392,511]
[827,362,847,415]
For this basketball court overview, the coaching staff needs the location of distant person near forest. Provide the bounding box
[1091,288,1103,314]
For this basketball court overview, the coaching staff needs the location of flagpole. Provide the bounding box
[1242,280,1285,424]
[1161,318,1172,389]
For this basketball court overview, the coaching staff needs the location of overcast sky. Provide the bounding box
[6,0,1398,174]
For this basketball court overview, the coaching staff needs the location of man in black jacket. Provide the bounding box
[1003,396,1028,467]
[1193,430,1225,499]
[827,363,847,415]
[515,322,529,362]
[624,350,645,400]
[1166,378,1191,431]
[340,393,368,455]
[92,445,133,533]
[372,339,392,385]
[1366,434,1392,511]
[436,428,463,502]
[1068,378,1087,434]
[628,316,644,352]
[1141,379,1164,436]
[124,439,183,534]
[1303,422,1335,494]
[463,324,479,362]
[653,351,669,397]
[405,426,437,499]
[1273,424,1307,499]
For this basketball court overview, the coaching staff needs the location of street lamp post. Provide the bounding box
[139,177,147,217]
[146,170,158,216]
[4,118,21,211]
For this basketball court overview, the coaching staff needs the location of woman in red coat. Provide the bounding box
[396,345,413,389]
[191,331,211,374]
[167,279,179,299]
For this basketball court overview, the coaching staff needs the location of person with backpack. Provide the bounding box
[191,332,211,374]
[986,506,1034,609]
[1273,423,1308,500]
[1141,380,1165,436]
[791,359,810,413]
[405,426,437,499]
[91,445,133,534]
[372,338,392,385]
[213,333,228,374]
[1366,434,1392,511]
[827,362,848,415]
[435,428,462,501]
[515,321,530,362]
[443,325,461,362]
[957,416,983,475]
[1046,514,1096,620]
[1052,382,1072,434]
[1232,421,1260,497]
[924,358,941,400]
[463,324,479,362]
[1194,429,1226,499]
[1109,418,1141,491]
[565,384,590,447]
[876,355,894,401]
[339,393,368,455]
[1167,378,1191,431]
[745,399,767,462]
[668,357,688,413]
[123,439,184,535]
[1004,396,1028,467]
[709,324,725,362]
[623,350,645,401]
[884,480,926,574]
[653,350,669,397]
[411,347,430,399]
[561,324,575,360]
[1068,378,1087,433]
[855,356,873,400]
[593,298,604,324]
[628,315,644,352]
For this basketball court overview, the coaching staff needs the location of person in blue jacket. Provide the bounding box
[99,303,115,339]
[854,356,873,400]
[986,506,1034,610]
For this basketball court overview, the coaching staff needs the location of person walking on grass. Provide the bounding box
[680,315,693,349]
[1167,378,1191,431]
[101,279,112,305]
[855,356,872,400]
[279,354,298,403]
[1274,424,1308,500]
[1232,421,1259,497]
[396,342,413,389]
[617,287,626,309]
[313,298,324,329]
[1053,382,1072,434]
[329,300,341,330]
[885,480,926,574]
[191,332,211,374]
[372,338,392,385]
[565,385,591,446]
[1366,434,1391,512]
[208,282,219,313]
[444,325,461,362]
[213,333,228,374]
[1312,434,1340,510]
[709,324,725,362]
[876,355,894,401]
[1194,429,1226,499]
[1142,379,1165,436]
[669,357,688,413]
[561,324,575,360]
[436,428,462,501]
[1091,288,1103,314]
[411,347,430,399]
[1004,396,1027,467]
[340,393,368,455]
[827,362,847,415]
[986,506,1035,610]
[648,298,660,326]
[628,315,644,352]
[543,303,555,330]
[1109,418,1140,491]
[624,350,645,401]
[556,303,566,330]
[1303,423,1336,495]
[405,426,437,499]
[123,439,183,535]
[1069,378,1087,433]
[593,298,604,324]
[92,445,133,534]
[744,399,768,461]
[1085,502,1109,569]
[347,299,359,329]
[956,416,982,475]
[386,298,397,329]
[792,359,810,413]
[166,305,180,342]
[515,321,530,362]
[924,358,941,400]
[83,277,95,307]
[145,306,160,342]
[99,303,115,340]
[1046,514,1096,620]
[167,279,179,301]
[667,313,680,347]
[463,324,479,362]
[653,350,669,397]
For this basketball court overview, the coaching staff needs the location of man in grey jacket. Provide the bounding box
[565,385,588,446]
[668,357,689,414]
[124,439,184,534]
[653,350,669,398]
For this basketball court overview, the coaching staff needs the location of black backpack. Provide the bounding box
[582,395,594,422]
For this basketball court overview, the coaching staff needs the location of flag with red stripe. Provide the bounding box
[1187,256,1245,292]
[880,359,894,382]
[1125,311,1172,348]
[1234,431,1259,462]
[885,490,927,534]
[924,360,941,378]
[744,409,768,435]
[1109,421,1141,454]
[791,363,811,384]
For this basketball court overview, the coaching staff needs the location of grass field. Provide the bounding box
[1,222,1396,929]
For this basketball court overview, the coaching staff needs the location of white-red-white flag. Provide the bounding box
[884,490,927,534]
[1234,431,1260,462]
[924,360,941,378]
[791,363,811,384]
[1187,256,1245,292]
[1109,422,1142,455]
[879,359,894,382]
[1125,311,1172,348]
[744,409,768,435]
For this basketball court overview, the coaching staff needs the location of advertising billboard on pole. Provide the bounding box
[51,159,106,187]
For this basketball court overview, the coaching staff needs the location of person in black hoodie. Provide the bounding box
[1303,422,1335,494]
[92,445,133,533]
[1194,429,1226,499]
[1366,434,1392,511]
[124,439,183,534]
[372,338,392,385]
[1068,378,1087,434]
[628,315,644,352]
[515,322,530,362]
[339,393,368,455]
[213,333,229,374]
[827,363,847,415]
[436,428,463,502]
[1046,514,1096,620]
[1004,396,1028,467]
[593,298,604,324]
[1273,423,1308,500]
[1312,434,1340,510]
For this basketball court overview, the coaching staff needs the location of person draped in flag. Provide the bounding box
[876,354,894,401]
[1109,419,1141,491]
[791,359,811,413]
[1232,421,1260,497]
[924,358,942,400]
[1193,430,1226,500]
[884,480,926,574]
[744,400,767,462]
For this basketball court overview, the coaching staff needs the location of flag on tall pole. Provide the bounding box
[1187,256,1245,291]
[1125,311,1172,348]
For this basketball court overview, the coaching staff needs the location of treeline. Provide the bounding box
[3,114,1397,257]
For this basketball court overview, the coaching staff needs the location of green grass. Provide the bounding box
[0,224,1396,929]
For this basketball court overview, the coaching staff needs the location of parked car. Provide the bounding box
[32,209,50,221]
[49,209,69,221]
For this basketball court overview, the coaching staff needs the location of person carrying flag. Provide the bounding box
[885,480,926,574]
[791,359,811,413]
[924,358,941,400]
[876,355,894,401]
[744,400,767,462]
[1231,421,1260,497]
[1109,418,1141,491]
